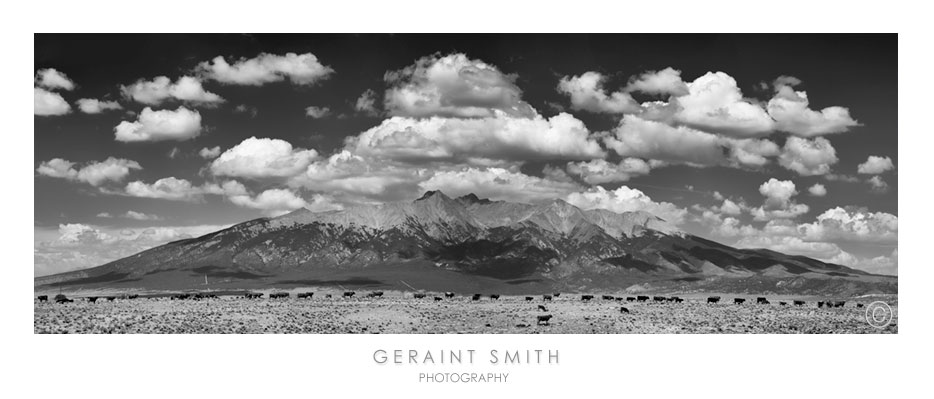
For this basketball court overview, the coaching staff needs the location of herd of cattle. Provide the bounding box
[37,291,864,310]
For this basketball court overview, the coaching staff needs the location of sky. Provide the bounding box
[34,34,898,277]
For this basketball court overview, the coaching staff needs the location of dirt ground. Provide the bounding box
[33,292,898,334]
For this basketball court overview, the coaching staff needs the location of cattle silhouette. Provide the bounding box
[856,303,865,308]
[414,293,427,299]
[637,296,650,302]
[707,296,720,303]
[620,307,630,314]
[297,292,314,299]
[542,295,553,301]
[343,291,355,298]
[444,292,454,299]
[54,294,72,304]
[88,297,98,303]
[626,297,636,302]
[734,298,746,304]
[244,293,263,299]
[779,301,787,306]
[525,296,533,301]
[653,296,666,302]
[538,305,547,311]
[489,294,500,300]
[37,295,48,302]
[670,297,684,303]
[536,315,553,325]
[471,294,481,301]
[127,294,139,300]
[106,296,116,302]
[756,297,769,305]
[325,294,332,299]
[831,301,846,308]
[433,296,443,301]
[581,295,594,301]
[269,292,290,299]
[366,291,383,298]
[602,295,615,300]
[794,300,806,306]
[817,301,825,308]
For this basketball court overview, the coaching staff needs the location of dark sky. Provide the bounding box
[34,34,898,276]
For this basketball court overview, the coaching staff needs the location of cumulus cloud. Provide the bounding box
[420,167,581,204]
[123,177,214,201]
[751,178,809,221]
[123,210,162,221]
[121,76,224,105]
[565,185,687,224]
[808,183,827,196]
[197,52,334,86]
[798,207,897,243]
[35,68,76,90]
[305,106,331,118]
[288,151,427,203]
[566,158,652,184]
[355,89,380,116]
[114,107,202,142]
[199,146,222,159]
[210,137,319,179]
[857,155,895,174]
[867,175,889,193]
[671,72,775,137]
[384,53,535,118]
[759,178,798,202]
[35,223,228,276]
[227,188,309,215]
[34,87,71,116]
[767,77,859,136]
[37,157,142,186]
[625,67,689,96]
[557,71,640,114]
[604,115,779,168]
[76,98,122,114]
[778,136,838,176]
[348,111,604,163]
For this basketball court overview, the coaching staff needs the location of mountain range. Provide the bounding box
[34,191,896,296]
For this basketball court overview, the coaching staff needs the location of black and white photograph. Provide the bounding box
[10,2,931,397]
[33,33,898,334]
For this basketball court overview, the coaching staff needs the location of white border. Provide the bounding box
[7,1,929,397]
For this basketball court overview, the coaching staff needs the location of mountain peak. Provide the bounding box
[457,193,492,204]
[416,190,450,201]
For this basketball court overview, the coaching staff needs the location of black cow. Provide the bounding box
[343,291,355,298]
[707,296,721,303]
[37,295,48,302]
[626,297,636,302]
[653,296,666,302]
[127,294,139,299]
[620,307,630,314]
[794,300,806,306]
[244,293,263,299]
[525,296,534,301]
[297,292,314,299]
[832,301,846,308]
[54,294,72,304]
[537,315,553,325]
[366,291,384,298]
[472,294,481,301]
[270,292,290,299]
[670,297,684,303]
[444,292,455,299]
[734,298,746,305]
[88,297,98,303]
[433,296,443,301]
[856,303,864,308]
[106,296,116,302]
[602,295,615,300]
[817,301,825,308]
[638,295,650,302]
[325,294,332,299]
[490,294,500,300]
[538,305,548,312]
[581,295,594,301]
[756,297,769,305]
[543,295,553,301]
[779,301,787,306]
[553,293,561,298]
[414,293,427,299]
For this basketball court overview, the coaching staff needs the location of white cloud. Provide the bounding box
[305,106,331,118]
[197,52,334,86]
[76,98,122,114]
[34,88,71,116]
[604,115,779,167]
[557,71,640,114]
[227,188,309,215]
[420,167,581,204]
[565,185,687,224]
[625,67,689,96]
[114,107,202,142]
[37,157,142,186]
[671,71,775,137]
[798,207,897,243]
[35,68,76,90]
[751,178,809,221]
[778,136,838,176]
[199,146,222,159]
[355,89,380,116]
[857,155,895,174]
[867,175,889,193]
[383,53,535,118]
[349,111,605,163]
[767,78,858,136]
[210,137,319,179]
[566,158,651,184]
[123,177,212,201]
[121,76,224,105]
[808,183,827,196]
[759,178,797,202]
[123,210,162,221]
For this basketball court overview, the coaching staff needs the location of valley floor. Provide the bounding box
[34,293,897,334]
